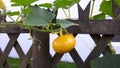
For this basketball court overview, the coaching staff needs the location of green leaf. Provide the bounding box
[7,11,20,16]
[56,19,79,28]
[91,54,120,68]
[11,0,37,7]
[99,0,114,18]
[54,0,80,9]
[39,3,52,8]
[22,6,32,14]
[25,5,55,26]
[115,0,120,8]
[92,13,105,20]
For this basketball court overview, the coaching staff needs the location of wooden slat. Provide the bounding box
[112,35,120,42]
[14,41,32,68]
[0,25,28,33]
[112,0,120,18]
[19,45,33,68]
[3,61,11,68]
[0,33,19,65]
[0,48,3,67]
[32,31,52,68]
[0,20,119,34]
[68,20,120,34]
[80,35,114,68]
[0,20,120,34]
[14,41,25,60]
[52,53,63,68]
[77,1,90,20]
[69,48,83,68]
[90,34,112,55]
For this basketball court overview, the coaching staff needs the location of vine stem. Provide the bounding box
[7,15,15,22]
[68,8,71,19]
[59,28,63,36]
[62,8,69,19]
[89,0,95,19]
[15,7,25,24]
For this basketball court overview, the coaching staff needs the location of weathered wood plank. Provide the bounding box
[68,20,120,34]
[0,19,120,34]
[0,19,119,34]
[32,31,52,68]
[0,25,28,33]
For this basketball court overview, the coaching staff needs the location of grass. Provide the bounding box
[7,57,21,68]
[7,57,77,68]
[57,61,77,68]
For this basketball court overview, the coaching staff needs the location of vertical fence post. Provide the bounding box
[32,31,52,68]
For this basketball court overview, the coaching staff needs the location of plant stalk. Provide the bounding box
[89,0,95,19]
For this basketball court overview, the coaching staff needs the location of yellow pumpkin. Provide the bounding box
[0,0,6,10]
[52,34,76,54]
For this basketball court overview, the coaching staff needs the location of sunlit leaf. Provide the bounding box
[7,11,20,16]
[99,0,114,18]
[11,0,37,6]
[92,13,105,20]
[39,3,52,8]
[22,6,32,14]
[25,5,55,26]
[54,0,80,9]
[56,19,79,28]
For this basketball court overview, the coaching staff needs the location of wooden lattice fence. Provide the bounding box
[0,0,120,68]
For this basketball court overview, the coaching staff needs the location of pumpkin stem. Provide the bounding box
[59,28,63,36]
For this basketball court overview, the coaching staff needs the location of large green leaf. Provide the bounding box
[99,0,114,18]
[54,0,80,9]
[56,19,79,28]
[91,54,120,68]
[115,0,120,8]
[25,5,55,26]
[92,13,105,20]
[11,0,37,6]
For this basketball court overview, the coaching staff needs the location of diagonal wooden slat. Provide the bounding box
[14,41,25,60]
[112,0,120,18]
[51,53,63,68]
[77,4,85,20]
[69,33,83,67]
[0,48,10,68]
[0,33,19,66]
[14,41,32,68]
[90,34,112,55]
[80,35,114,68]
[0,48,3,67]
[78,1,90,20]
[83,1,91,20]
[69,48,83,68]
[19,44,33,68]
[3,61,11,68]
